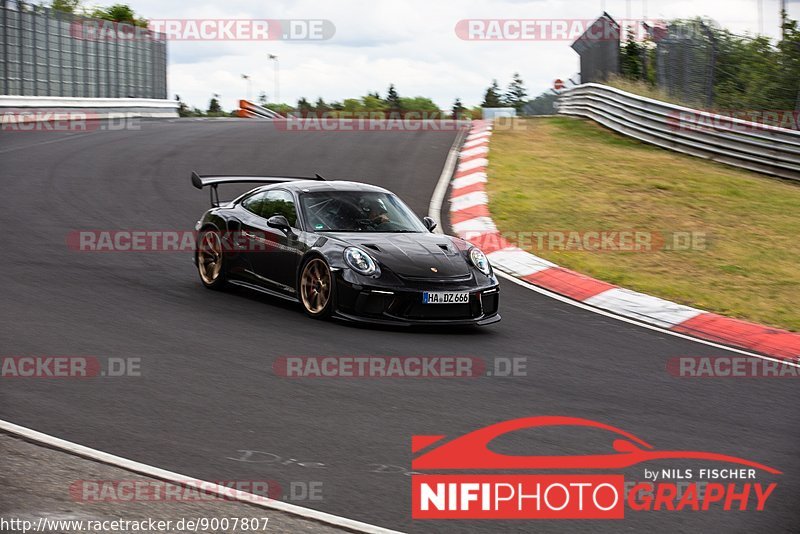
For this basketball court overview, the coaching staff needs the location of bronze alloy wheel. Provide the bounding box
[198,230,224,286]
[300,258,332,316]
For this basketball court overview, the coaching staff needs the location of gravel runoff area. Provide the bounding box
[0,433,355,534]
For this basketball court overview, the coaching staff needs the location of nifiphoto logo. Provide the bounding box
[411,417,780,519]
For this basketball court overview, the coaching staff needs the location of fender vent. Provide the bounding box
[363,244,381,252]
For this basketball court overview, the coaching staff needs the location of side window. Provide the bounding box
[242,192,269,217]
[263,190,299,228]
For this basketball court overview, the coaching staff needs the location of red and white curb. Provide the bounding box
[448,120,800,363]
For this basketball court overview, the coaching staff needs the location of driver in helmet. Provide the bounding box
[364,197,390,226]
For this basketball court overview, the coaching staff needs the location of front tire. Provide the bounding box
[299,257,335,318]
[197,229,228,289]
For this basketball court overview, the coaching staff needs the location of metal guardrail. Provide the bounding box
[0,95,178,122]
[237,100,281,119]
[557,83,800,182]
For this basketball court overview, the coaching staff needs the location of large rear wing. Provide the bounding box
[191,171,325,206]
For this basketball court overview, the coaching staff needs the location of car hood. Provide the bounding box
[329,232,471,278]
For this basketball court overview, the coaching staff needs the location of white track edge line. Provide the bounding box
[0,419,405,534]
[429,126,468,234]
[493,271,800,367]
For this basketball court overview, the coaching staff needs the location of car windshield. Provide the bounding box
[301,191,428,233]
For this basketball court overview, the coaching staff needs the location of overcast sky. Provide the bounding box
[112,0,798,111]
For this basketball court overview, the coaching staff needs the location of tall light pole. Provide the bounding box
[268,54,279,105]
[241,74,252,102]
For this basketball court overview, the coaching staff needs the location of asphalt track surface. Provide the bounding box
[1,119,797,533]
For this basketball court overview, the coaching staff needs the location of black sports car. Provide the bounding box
[191,172,500,326]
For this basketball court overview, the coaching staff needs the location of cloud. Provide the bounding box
[121,0,791,111]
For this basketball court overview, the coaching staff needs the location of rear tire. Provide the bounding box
[299,257,335,318]
[197,229,228,290]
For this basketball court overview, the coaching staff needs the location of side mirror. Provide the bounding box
[423,216,437,232]
[267,215,292,232]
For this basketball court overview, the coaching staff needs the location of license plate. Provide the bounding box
[422,291,470,304]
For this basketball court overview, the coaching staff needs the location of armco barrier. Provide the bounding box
[238,100,281,119]
[0,96,179,122]
[557,83,800,182]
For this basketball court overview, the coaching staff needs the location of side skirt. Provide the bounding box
[228,280,300,303]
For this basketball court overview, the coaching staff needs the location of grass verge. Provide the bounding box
[485,117,800,331]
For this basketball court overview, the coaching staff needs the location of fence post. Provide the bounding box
[44,5,50,95]
[17,1,24,95]
[2,1,8,95]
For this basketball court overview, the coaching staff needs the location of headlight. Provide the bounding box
[469,247,492,276]
[344,247,378,276]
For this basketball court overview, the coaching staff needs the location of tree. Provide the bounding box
[89,4,148,27]
[385,84,402,112]
[362,94,388,112]
[265,103,296,114]
[208,97,222,114]
[297,97,314,114]
[504,73,528,111]
[451,98,466,119]
[342,98,362,112]
[481,80,503,107]
[524,92,558,115]
[175,94,190,117]
[620,28,644,80]
[398,96,439,114]
[314,97,331,114]
[51,0,81,13]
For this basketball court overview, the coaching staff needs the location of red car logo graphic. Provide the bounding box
[412,416,781,474]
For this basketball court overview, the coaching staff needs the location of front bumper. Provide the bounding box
[334,272,500,326]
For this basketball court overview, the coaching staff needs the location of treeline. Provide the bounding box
[619,15,800,111]
[277,85,456,118]
[267,74,529,119]
[479,73,528,111]
[52,1,148,27]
